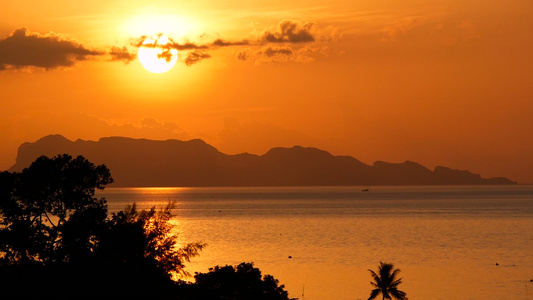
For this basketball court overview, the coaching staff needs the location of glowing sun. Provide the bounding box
[138,35,178,73]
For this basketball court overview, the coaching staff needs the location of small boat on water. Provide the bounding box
[362,189,369,192]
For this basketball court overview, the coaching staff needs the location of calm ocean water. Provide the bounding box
[97,185,533,300]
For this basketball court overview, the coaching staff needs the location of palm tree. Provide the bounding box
[367,262,408,300]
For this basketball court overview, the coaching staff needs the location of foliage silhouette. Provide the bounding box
[99,202,205,279]
[368,262,408,300]
[0,154,112,265]
[1,154,295,299]
[190,262,296,300]
[0,154,204,297]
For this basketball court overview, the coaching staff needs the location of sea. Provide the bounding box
[97,185,533,300]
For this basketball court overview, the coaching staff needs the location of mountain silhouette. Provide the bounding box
[8,135,516,186]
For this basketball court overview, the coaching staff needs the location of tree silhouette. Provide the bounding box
[368,262,408,300]
[0,154,112,265]
[0,154,205,297]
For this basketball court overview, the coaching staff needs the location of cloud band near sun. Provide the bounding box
[0,20,328,71]
[112,20,322,65]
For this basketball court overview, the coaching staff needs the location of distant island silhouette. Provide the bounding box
[8,134,516,186]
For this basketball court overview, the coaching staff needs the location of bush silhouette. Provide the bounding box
[99,203,205,278]
[190,262,296,300]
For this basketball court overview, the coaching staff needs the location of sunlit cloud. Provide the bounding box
[212,39,250,47]
[253,46,295,63]
[109,46,136,63]
[262,20,315,43]
[239,44,328,64]
[237,51,248,61]
[184,51,211,66]
[131,35,209,51]
[0,28,102,71]
[262,46,293,57]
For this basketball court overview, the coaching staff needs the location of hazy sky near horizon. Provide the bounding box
[1,0,532,183]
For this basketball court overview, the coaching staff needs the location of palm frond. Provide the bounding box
[390,288,408,300]
[368,269,382,282]
[368,288,381,300]
[390,268,401,281]
[389,278,403,288]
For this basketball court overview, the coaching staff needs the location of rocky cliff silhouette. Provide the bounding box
[8,135,516,186]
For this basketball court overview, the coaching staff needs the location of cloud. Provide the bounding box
[109,46,136,63]
[112,35,215,66]
[291,45,329,63]
[139,117,161,128]
[252,46,294,63]
[262,46,293,57]
[375,16,484,46]
[212,39,250,47]
[127,24,323,66]
[2,19,331,71]
[237,51,248,61]
[249,45,327,64]
[132,34,209,51]
[0,28,102,70]
[173,42,209,51]
[262,20,315,43]
[184,51,211,66]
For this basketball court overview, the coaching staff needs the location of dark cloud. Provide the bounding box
[212,39,249,47]
[132,34,208,51]
[117,34,211,65]
[0,28,102,70]
[184,51,211,66]
[126,36,248,66]
[157,48,175,62]
[252,45,325,64]
[263,20,315,43]
[131,35,155,48]
[122,22,322,66]
[253,46,294,63]
[261,46,293,57]
[113,35,213,66]
[109,46,136,63]
[237,51,248,61]
[174,42,208,50]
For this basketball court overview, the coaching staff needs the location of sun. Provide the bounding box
[138,35,178,73]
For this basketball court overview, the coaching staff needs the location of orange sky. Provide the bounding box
[1,0,532,183]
